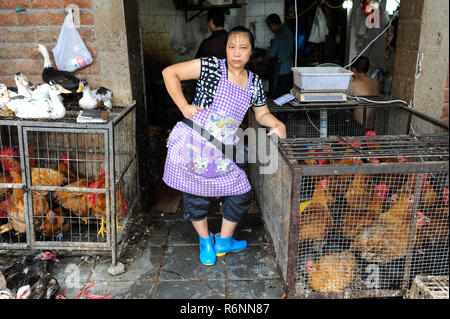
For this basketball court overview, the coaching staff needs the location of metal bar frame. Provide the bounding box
[0,105,137,270]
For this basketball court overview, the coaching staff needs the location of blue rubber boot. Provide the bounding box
[199,232,216,266]
[214,233,247,257]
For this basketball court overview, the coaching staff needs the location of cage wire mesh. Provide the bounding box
[249,99,449,298]
[407,275,449,299]
[0,105,137,266]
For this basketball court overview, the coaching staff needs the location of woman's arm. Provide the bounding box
[162,59,204,119]
[252,105,287,139]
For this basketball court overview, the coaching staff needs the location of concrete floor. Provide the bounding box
[1,189,285,299]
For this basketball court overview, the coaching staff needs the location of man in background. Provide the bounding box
[262,13,294,99]
[349,56,381,125]
[350,56,381,96]
[195,9,228,59]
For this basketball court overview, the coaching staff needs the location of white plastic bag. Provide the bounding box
[308,6,329,44]
[170,12,196,54]
[52,9,93,72]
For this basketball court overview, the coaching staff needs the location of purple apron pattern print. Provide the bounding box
[163,59,254,197]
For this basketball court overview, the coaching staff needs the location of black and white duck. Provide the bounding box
[78,80,113,110]
[35,44,81,94]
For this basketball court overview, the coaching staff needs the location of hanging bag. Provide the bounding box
[52,9,93,72]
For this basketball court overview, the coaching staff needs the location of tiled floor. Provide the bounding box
[1,194,285,299]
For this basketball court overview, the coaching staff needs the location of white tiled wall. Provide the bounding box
[139,0,285,65]
[244,0,285,49]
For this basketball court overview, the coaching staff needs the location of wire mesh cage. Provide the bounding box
[407,275,449,299]
[0,105,137,270]
[249,98,449,298]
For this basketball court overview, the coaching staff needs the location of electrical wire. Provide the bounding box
[348,95,408,105]
[344,10,399,69]
[286,0,319,19]
[306,111,321,133]
[323,0,343,9]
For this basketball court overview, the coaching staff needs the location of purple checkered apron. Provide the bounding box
[163,59,253,197]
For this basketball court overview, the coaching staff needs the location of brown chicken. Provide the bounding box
[0,188,49,236]
[399,173,437,209]
[87,175,130,238]
[327,155,364,196]
[0,172,12,199]
[59,154,77,182]
[345,174,373,211]
[34,207,69,241]
[416,189,449,249]
[420,174,438,209]
[306,251,357,293]
[53,171,106,223]
[341,183,389,240]
[378,193,415,226]
[352,212,429,263]
[298,178,335,250]
[1,155,67,196]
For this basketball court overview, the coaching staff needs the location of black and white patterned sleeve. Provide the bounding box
[250,73,267,107]
[193,56,222,109]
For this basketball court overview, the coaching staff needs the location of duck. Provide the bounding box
[78,80,97,109]
[78,80,113,110]
[14,72,32,98]
[13,73,63,102]
[2,84,70,119]
[93,86,113,109]
[35,44,80,94]
[0,84,17,117]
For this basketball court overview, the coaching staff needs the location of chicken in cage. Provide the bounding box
[249,101,449,298]
[0,130,132,244]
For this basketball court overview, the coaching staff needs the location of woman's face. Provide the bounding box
[226,32,252,69]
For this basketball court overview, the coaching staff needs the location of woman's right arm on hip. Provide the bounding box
[162,59,202,116]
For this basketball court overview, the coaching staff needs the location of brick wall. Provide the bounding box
[442,61,449,126]
[0,0,99,88]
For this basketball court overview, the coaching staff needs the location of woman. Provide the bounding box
[162,26,287,266]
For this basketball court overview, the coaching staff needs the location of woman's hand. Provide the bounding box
[181,104,205,119]
[267,123,287,139]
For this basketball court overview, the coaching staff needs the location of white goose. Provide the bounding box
[2,84,70,119]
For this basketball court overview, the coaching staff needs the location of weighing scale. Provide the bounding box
[289,67,354,137]
[290,86,350,138]
[290,86,348,103]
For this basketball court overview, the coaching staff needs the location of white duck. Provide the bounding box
[78,80,97,109]
[14,73,63,102]
[14,73,32,98]
[2,84,70,119]
[78,81,112,110]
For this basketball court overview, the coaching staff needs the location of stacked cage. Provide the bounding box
[0,105,137,269]
[249,98,449,298]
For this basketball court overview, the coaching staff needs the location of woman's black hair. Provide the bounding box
[226,26,255,52]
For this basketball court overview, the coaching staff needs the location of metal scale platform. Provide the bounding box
[289,67,354,137]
